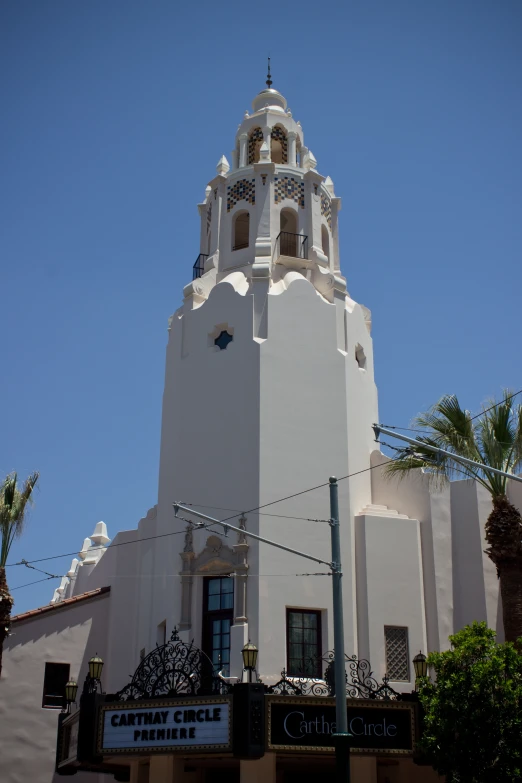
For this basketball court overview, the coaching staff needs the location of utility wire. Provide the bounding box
[6,464,383,569]
[381,390,522,436]
[9,395,522,576]
[6,527,189,568]
[469,389,522,421]
[19,559,61,579]
[12,572,333,592]
[12,576,58,591]
[182,503,330,523]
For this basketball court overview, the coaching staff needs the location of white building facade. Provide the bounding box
[2,79,520,783]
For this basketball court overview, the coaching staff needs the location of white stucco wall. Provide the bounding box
[1,592,111,783]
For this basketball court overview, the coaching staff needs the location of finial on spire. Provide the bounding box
[266,57,272,88]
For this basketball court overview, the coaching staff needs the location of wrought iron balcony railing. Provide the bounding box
[275,231,308,260]
[192,253,209,280]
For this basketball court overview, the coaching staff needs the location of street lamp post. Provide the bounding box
[329,477,351,783]
[174,488,351,783]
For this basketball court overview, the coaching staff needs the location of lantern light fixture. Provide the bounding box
[413,651,428,680]
[88,654,104,681]
[65,679,78,704]
[241,641,258,682]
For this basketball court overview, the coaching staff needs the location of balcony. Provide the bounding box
[275,231,308,261]
[192,253,209,280]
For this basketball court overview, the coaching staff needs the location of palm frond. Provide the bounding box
[384,392,521,499]
[415,395,482,463]
[0,471,39,567]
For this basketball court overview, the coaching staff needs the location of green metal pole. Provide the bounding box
[329,477,351,782]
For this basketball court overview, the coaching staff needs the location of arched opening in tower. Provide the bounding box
[280,208,298,257]
[233,211,250,251]
[248,128,263,164]
[271,126,288,164]
[321,224,330,262]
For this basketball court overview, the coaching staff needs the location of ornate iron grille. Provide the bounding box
[384,627,410,682]
[266,652,400,701]
[275,231,308,260]
[114,628,232,701]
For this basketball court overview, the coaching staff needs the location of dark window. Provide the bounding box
[202,577,234,674]
[42,662,70,709]
[287,609,322,677]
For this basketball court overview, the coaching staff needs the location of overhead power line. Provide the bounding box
[382,389,522,436]
[12,576,58,591]
[469,388,522,421]
[6,464,382,571]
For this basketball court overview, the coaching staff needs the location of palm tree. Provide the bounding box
[0,471,39,675]
[385,391,522,645]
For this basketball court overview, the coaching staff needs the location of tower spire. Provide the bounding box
[266,57,272,88]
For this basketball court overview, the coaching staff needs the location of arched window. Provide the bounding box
[321,225,330,261]
[248,128,263,164]
[233,211,250,251]
[279,208,298,257]
[271,126,288,164]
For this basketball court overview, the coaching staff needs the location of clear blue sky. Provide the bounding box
[2,0,521,613]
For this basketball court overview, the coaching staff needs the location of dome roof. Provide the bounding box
[251,88,287,114]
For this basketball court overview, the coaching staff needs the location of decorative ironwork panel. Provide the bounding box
[266,652,400,701]
[385,627,410,682]
[115,628,232,701]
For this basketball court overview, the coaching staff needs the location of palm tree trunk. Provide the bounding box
[485,496,522,645]
[0,566,14,676]
[499,560,522,647]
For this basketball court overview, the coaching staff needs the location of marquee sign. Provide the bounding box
[267,696,416,756]
[97,697,232,755]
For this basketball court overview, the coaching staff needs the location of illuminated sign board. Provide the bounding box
[267,696,416,756]
[97,698,232,755]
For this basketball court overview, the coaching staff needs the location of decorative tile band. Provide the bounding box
[321,192,332,228]
[227,179,256,212]
[274,177,305,208]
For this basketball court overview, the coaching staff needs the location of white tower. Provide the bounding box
[149,72,381,680]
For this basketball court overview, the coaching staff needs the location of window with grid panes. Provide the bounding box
[286,609,322,677]
[202,577,234,675]
[384,626,410,681]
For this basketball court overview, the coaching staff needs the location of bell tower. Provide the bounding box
[188,69,345,339]
[154,72,379,679]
